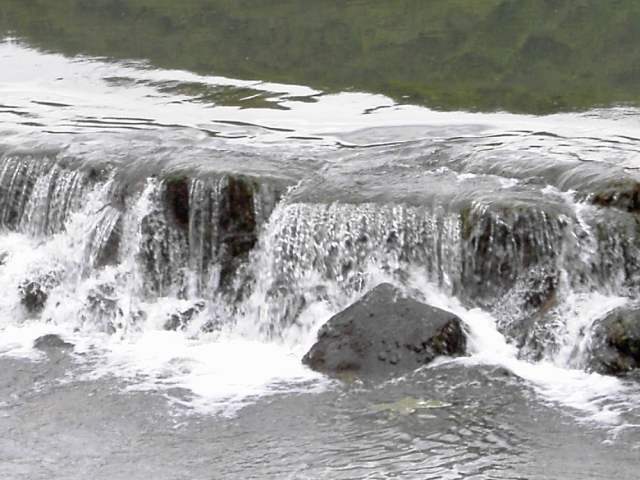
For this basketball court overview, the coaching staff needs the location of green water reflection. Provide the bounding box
[2,0,640,113]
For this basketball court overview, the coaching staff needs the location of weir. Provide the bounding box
[1,141,639,373]
[4,5,640,476]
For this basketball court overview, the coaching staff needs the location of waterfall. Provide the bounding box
[0,141,639,419]
[0,153,88,233]
[0,147,638,345]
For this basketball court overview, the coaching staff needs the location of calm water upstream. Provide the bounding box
[1,2,640,479]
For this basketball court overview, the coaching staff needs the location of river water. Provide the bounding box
[1,20,640,480]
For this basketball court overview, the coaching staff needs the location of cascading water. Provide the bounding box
[1,42,640,448]
[1,132,640,424]
[0,153,88,235]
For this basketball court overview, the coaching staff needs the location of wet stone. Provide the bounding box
[91,213,122,268]
[459,204,566,304]
[588,306,640,375]
[18,273,61,315]
[20,282,48,313]
[163,301,206,331]
[33,334,74,351]
[83,283,125,334]
[492,266,560,360]
[258,283,308,338]
[591,181,640,213]
[218,176,259,288]
[302,283,467,378]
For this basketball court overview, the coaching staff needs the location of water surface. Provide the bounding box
[1,3,640,479]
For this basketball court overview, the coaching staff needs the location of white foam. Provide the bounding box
[76,330,327,416]
[0,189,330,416]
[0,227,636,422]
[456,305,635,425]
[380,267,638,426]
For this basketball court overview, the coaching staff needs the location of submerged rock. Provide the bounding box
[34,334,74,351]
[588,307,640,375]
[370,397,452,417]
[302,283,467,377]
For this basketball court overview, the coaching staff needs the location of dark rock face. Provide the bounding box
[459,205,565,304]
[588,307,640,375]
[33,334,74,351]
[164,176,190,229]
[135,173,275,297]
[302,283,467,377]
[218,176,259,287]
[591,181,640,213]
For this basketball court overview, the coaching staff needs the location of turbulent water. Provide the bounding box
[2,39,640,479]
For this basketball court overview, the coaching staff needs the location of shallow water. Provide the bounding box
[2,355,639,480]
[1,10,640,478]
[3,0,640,114]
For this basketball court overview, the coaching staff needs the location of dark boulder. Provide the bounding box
[588,306,640,375]
[19,281,49,313]
[18,271,62,314]
[302,283,467,377]
[163,301,206,331]
[34,334,74,351]
[18,272,61,315]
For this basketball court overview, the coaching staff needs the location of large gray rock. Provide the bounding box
[588,306,640,375]
[34,334,74,351]
[302,283,467,377]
